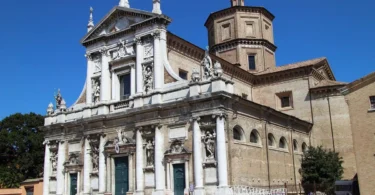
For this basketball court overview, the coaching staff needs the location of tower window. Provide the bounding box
[281,96,290,108]
[370,96,375,109]
[120,74,131,100]
[221,23,231,41]
[248,55,256,70]
[179,69,188,80]
[276,91,293,109]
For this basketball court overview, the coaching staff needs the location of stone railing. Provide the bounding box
[217,186,287,195]
[113,99,131,110]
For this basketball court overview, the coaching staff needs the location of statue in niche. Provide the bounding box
[50,151,58,172]
[191,68,200,82]
[93,79,100,103]
[91,144,99,172]
[54,89,63,109]
[145,139,154,167]
[213,61,223,77]
[143,64,153,93]
[203,130,216,160]
[201,47,212,78]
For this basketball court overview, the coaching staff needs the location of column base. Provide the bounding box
[194,187,206,195]
[134,190,144,195]
[214,186,231,195]
[152,189,166,195]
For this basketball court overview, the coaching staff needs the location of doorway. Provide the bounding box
[115,156,129,195]
[173,164,185,195]
[70,173,77,195]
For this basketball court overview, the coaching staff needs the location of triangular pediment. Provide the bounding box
[81,6,156,44]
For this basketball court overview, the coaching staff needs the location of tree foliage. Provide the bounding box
[301,146,344,194]
[0,113,44,188]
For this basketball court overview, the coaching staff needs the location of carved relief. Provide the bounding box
[143,39,154,59]
[89,137,100,172]
[92,78,100,103]
[145,139,154,167]
[93,54,102,72]
[143,63,153,93]
[202,130,216,161]
[168,140,185,154]
[68,152,80,165]
[113,39,135,60]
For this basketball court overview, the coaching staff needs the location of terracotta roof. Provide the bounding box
[310,79,347,89]
[255,57,326,75]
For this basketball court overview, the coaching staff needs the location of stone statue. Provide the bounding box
[91,145,99,172]
[47,102,54,115]
[145,139,154,167]
[54,89,63,109]
[50,151,58,172]
[203,130,216,160]
[191,68,200,82]
[213,61,223,77]
[116,128,129,144]
[201,47,212,79]
[143,65,153,92]
[93,80,100,103]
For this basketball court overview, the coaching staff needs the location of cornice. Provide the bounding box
[253,67,311,86]
[210,38,277,53]
[205,6,275,27]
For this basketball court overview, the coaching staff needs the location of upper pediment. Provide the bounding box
[81,6,160,44]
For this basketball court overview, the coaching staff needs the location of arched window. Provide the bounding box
[268,133,275,147]
[233,126,244,141]
[250,129,259,144]
[279,137,287,149]
[293,139,298,151]
[302,142,308,153]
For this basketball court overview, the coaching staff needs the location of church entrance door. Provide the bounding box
[115,157,129,195]
[70,173,77,195]
[173,164,185,195]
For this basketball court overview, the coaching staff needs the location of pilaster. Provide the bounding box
[135,38,144,94]
[191,117,205,195]
[213,113,228,188]
[152,124,165,195]
[99,134,107,194]
[43,141,51,195]
[100,49,111,102]
[86,53,93,104]
[135,128,144,195]
[56,140,66,195]
[83,137,92,195]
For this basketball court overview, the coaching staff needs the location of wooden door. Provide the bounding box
[173,164,185,195]
[115,157,129,195]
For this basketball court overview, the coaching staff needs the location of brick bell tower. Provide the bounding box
[205,0,277,72]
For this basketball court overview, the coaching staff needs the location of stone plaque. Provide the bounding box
[169,126,187,140]
[204,167,217,185]
[145,172,155,187]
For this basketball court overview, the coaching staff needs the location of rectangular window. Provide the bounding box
[370,96,375,109]
[179,69,188,80]
[221,24,231,41]
[120,74,131,100]
[248,55,256,70]
[281,96,290,108]
[26,188,34,195]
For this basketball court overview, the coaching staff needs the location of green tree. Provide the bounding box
[300,146,344,194]
[0,113,44,188]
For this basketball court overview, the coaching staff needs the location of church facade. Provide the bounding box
[42,0,360,195]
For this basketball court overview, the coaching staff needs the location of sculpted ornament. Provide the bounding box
[93,54,102,72]
[201,47,212,79]
[145,139,154,167]
[68,153,80,165]
[191,68,200,82]
[213,61,223,77]
[143,64,153,93]
[89,141,99,172]
[54,89,63,109]
[202,130,216,160]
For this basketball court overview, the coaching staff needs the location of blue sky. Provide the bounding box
[0,0,374,119]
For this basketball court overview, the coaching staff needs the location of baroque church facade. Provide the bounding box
[42,0,358,194]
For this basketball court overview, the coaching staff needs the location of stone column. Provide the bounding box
[130,64,136,95]
[43,141,51,195]
[129,154,134,192]
[86,54,93,104]
[106,156,112,193]
[99,135,107,194]
[135,128,144,195]
[153,31,162,90]
[83,138,92,195]
[215,114,229,188]
[135,38,143,94]
[111,71,117,101]
[100,50,111,101]
[192,117,205,195]
[153,125,165,195]
[185,160,189,192]
[166,161,171,190]
[56,141,66,195]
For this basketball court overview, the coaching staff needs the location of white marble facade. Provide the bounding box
[43,1,235,195]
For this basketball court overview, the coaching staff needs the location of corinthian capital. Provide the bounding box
[134,37,143,45]
[212,113,227,119]
[190,116,201,123]
[151,30,161,39]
